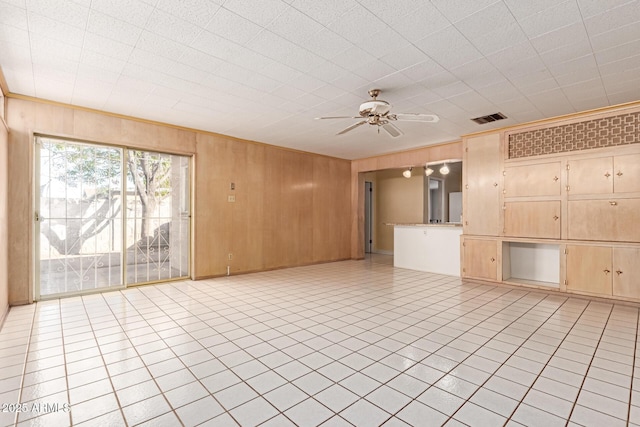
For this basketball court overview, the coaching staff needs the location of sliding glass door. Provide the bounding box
[36,137,190,299]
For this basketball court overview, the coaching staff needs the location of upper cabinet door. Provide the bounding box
[613,154,640,193]
[568,157,613,195]
[463,133,501,236]
[504,162,562,197]
[504,201,561,239]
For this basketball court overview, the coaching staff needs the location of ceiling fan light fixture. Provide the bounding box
[403,167,413,178]
[425,167,434,176]
[440,164,450,175]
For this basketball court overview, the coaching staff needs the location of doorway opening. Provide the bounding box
[365,181,373,253]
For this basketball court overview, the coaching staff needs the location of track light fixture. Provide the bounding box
[403,167,412,178]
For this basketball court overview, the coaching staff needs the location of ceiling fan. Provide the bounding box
[315,89,439,138]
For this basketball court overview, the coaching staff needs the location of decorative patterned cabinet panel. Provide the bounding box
[566,245,612,296]
[504,162,562,197]
[568,199,640,242]
[463,134,501,236]
[612,247,640,298]
[462,238,498,281]
[504,201,561,239]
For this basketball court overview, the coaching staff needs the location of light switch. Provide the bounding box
[228,195,236,202]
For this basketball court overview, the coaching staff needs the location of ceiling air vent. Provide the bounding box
[471,112,507,125]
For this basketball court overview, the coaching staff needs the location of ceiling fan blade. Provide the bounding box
[337,120,367,135]
[315,116,361,120]
[382,122,403,138]
[391,113,440,123]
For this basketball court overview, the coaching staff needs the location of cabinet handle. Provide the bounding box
[553,215,559,220]
[604,172,611,178]
[616,270,623,275]
[553,176,559,182]
[609,201,618,206]
[465,184,469,189]
[490,257,495,262]
[617,171,623,177]
[604,269,610,274]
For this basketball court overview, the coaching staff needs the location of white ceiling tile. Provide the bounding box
[145,9,203,45]
[352,59,396,82]
[204,7,264,45]
[518,0,583,38]
[400,59,446,81]
[371,72,414,91]
[447,90,496,115]
[598,52,640,76]
[590,21,640,52]
[26,0,89,28]
[455,1,516,39]
[503,0,559,20]
[26,11,86,45]
[419,71,459,90]
[87,9,143,45]
[529,22,588,54]
[0,1,28,30]
[570,96,612,112]
[287,72,326,92]
[404,90,443,107]
[584,1,640,35]
[430,0,500,22]
[191,30,243,61]
[450,58,497,81]
[389,2,450,42]
[331,46,377,71]
[267,5,325,45]
[496,56,548,79]
[379,44,430,72]
[358,27,410,59]
[34,76,73,102]
[301,28,352,60]
[595,38,640,64]
[76,61,122,83]
[304,61,348,84]
[82,32,134,62]
[470,21,528,56]
[30,34,81,62]
[327,5,387,45]
[415,26,484,69]
[463,70,508,90]
[562,78,607,100]
[244,29,295,62]
[137,31,188,60]
[423,98,468,120]
[223,0,291,27]
[431,81,472,99]
[127,49,178,73]
[290,0,358,26]
[155,0,221,27]
[476,81,522,103]
[512,74,559,95]
[358,0,424,26]
[547,54,597,78]
[540,39,593,65]
[608,87,640,105]
[329,71,369,91]
[485,40,538,69]
[577,0,638,18]
[90,0,155,27]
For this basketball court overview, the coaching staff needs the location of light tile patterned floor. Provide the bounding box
[1,255,640,426]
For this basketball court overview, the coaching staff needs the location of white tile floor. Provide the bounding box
[1,255,640,426]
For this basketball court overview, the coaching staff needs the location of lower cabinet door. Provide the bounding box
[463,238,498,281]
[504,201,561,239]
[566,245,612,296]
[613,247,640,299]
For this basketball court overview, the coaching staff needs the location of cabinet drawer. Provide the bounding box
[504,201,561,239]
[504,162,561,197]
[568,199,640,242]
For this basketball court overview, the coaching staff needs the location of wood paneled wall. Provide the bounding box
[0,117,8,323]
[6,97,351,304]
[350,141,463,259]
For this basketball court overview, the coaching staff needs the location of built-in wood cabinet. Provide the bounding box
[613,154,640,193]
[568,199,640,242]
[566,245,640,298]
[504,162,561,197]
[568,154,640,195]
[462,238,498,281]
[566,245,612,296]
[504,201,561,239]
[463,134,501,236]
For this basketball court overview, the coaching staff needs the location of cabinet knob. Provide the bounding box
[553,176,559,182]
[616,270,623,275]
[493,182,498,187]
[604,172,611,178]
[617,171,623,177]
[553,215,559,220]
[490,257,495,262]
[609,201,618,206]
[604,269,610,274]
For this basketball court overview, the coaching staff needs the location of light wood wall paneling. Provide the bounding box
[7,99,36,304]
[0,120,8,323]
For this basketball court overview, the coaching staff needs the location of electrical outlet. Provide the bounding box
[228,195,236,202]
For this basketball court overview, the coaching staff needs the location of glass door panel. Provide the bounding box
[37,138,124,297]
[125,151,190,285]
